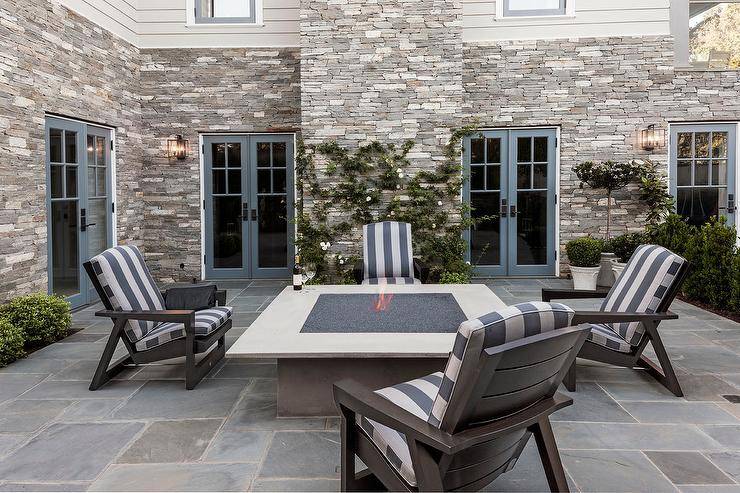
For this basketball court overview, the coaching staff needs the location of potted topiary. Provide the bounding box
[566,237,603,290]
[607,232,648,280]
[573,160,643,287]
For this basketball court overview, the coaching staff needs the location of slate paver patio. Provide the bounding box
[0,278,738,491]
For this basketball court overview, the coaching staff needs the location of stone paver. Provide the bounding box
[0,279,737,491]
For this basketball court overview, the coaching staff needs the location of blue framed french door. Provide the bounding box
[670,124,736,227]
[464,128,557,277]
[203,135,294,279]
[46,117,114,308]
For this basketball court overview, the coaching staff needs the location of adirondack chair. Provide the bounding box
[543,244,690,397]
[353,221,428,284]
[83,245,233,390]
[334,302,589,492]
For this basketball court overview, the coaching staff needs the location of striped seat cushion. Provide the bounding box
[89,245,166,344]
[587,323,632,353]
[600,245,686,347]
[361,277,421,285]
[134,306,232,351]
[429,302,575,431]
[358,372,442,486]
[363,222,415,281]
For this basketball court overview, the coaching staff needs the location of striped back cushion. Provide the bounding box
[428,302,575,431]
[89,245,165,343]
[363,221,414,280]
[601,244,686,346]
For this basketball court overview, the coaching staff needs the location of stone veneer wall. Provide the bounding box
[463,36,740,266]
[0,0,143,301]
[138,48,301,282]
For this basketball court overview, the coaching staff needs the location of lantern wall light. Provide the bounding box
[639,124,666,151]
[167,135,190,160]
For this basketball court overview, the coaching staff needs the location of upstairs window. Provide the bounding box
[194,0,256,24]
[501,0,568,17]
[688,2,740,69]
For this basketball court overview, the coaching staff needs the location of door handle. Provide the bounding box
[729,194,735,214]
[251,209,257,221]
[240,203,249,221]
[81,222,96,231]
[510,205,517,217]
[500,199,508,218]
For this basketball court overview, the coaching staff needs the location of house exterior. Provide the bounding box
[0,0,738,306]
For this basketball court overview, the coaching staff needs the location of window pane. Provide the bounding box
[712,159,727,185]
[693,188,720,224]
[677,160,692,186]
[486,165,500,190]
[87,136,95,165]
[470,166,485,191]
[257,143,271,167]
[51,200,79,296]
[258,196,288,268]
[677,132,692,158]
[65,131,77,164]
[258,169,271,193]
[533,137,548,162]
[507,0,561,11]
[272,142,287,167]
[213,169,226,194]
[695,132,710,158]
[212,143,226,168]
[65,166,77,198]
[470,192,501,266]
[517,137,531,162]
[273,169,287,193]
[533,163,547,188]
[486,138,501,163]
[228,170,241,194]
[227,143,241,168]
[517,191,548,265]
[96,137,106,166]
[50,129,63,163]
[470,138,484,164]
[213,196,242,269]
[50,165,63,198]
[199,0,250,18]
[695,160,709,185]
[517,164,531,189]
[689,3,740,69]
[712,132,728,158]
[96,167,106,196]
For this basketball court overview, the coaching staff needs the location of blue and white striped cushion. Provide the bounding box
[361,277,421,285]
[90,245,165,343]
[363,222,415,281]
[428,302,575,431]
[358,372,442,486]
[134,306,232,351]
[587,323,632,353]
[600,244,686,346]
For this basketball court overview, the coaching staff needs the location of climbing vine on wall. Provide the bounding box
[295,125,481,284]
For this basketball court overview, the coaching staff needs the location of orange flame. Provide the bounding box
[373,285,394,312]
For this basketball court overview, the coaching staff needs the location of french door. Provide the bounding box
[203,135,294,279]
[46,117,114,308]
[670,124,736,227]
[464,129,557,277]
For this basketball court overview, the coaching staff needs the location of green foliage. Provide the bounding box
[606,232,649,263]
[295,125,481,283]
[439,271,472,284]
[646,214,696,257]
[0,318,25,367]
[636,160,675,226]
[574,160,642,194]
[682,218,739,309]
[0,293,71,346]
[565,237,604,267]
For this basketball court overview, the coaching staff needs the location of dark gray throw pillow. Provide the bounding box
[165,284,217,311]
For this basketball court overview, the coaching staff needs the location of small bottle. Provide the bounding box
[293,254,303,291]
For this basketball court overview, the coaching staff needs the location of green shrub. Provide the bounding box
[0,293,71,346]
[0,318,25,367]
[565,237,603,267]
[606,232,649,263]
[682,218,739,309]
[731,254,740,313]
[646,213,696,257]
[439,271,471,284]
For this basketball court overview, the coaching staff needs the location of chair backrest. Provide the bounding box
[600,244,687,346]
[84,245,165,344]
[362,221,414,280]
[426,302,588,490]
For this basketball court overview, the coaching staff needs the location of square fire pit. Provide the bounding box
[227,284,504,416]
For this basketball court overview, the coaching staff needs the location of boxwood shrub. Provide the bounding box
[0,318,25,367]
[0,293,71,346]
[606,232,649,263]
[565,237,603,267]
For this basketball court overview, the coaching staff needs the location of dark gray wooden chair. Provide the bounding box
[83,245,233,391]
[334,302,589,492]
[543,244,690,397]
[353,221,428,284]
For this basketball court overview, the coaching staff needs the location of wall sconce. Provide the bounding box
[639,125,666,151]
[167,135,190,160]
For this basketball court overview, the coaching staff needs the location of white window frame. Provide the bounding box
[496,0,575,19]
[186,0,264,27]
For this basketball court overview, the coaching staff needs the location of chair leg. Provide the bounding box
[636,327,683,397]
[90,319,133,391]
[532,417,570,493]
[339,405,360,492]
[563,361,576,392]
[185,335,225,390]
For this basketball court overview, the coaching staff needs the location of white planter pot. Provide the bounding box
[611,260,627,281]
[598,252,617,287]
[570,265,600,291]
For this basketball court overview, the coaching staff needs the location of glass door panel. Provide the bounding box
[670,125,736,227]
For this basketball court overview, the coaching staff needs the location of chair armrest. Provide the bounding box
[353,260,364,284]
[95,309,195,325]
[413,258,429,283]
[333,379,457,454]
[572,311,678,324]
[542,288,610,302]
[215,289,227,306]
